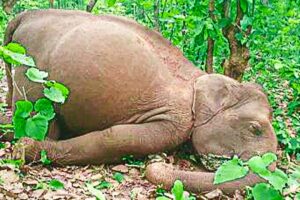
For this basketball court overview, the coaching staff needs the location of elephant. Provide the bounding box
[1,9,277,194]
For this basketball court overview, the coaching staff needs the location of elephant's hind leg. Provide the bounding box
[20,121,190,165]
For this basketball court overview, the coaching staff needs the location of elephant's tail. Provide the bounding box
[3,11,27,107]
[145,162,264,194]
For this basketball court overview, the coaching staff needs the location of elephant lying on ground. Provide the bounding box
[1,9,277,194]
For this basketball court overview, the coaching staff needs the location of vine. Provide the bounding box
[0,42,69,141]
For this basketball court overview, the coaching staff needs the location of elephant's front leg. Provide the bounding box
[20,121,190,165]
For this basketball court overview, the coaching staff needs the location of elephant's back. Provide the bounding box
[12,10,193,135]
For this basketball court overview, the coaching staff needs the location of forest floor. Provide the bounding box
[0,62,294,200]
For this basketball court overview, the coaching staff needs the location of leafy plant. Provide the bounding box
[0,43,69,142]
[40,150,51,165]
[156,180,195,200]
[214,153,299,199]
[122,155,145,167]
[214,156,249,184]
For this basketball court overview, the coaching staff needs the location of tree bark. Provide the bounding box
[153,0,160,31]
[205,0,215,74]
[222,0,252,82]
[86,0,98,12]
[49,0,54,8]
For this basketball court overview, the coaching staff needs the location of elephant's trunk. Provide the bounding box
[145,162,264,194]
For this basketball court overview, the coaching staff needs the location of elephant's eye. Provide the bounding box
[249,122,262,136]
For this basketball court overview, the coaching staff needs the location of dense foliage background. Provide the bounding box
[0,0,299,199]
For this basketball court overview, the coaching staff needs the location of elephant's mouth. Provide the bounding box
[196,153,231,171]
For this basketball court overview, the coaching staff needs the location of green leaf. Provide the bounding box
[25,114,48,141]
[25,68,48,83]
[34,98,55,120]
[5,43,26,54]
[13,116,26,139]
[3,48,35,67]
[218,18,232,28]
[2,43,26,65]
[262,153,277,166]
[214,156,249,184]
[113,172,124,183]
[171,180,184,200]
[44,81,70,101]
[248,155,287,191]
[252,183,283,200]
[240,0,248,13]
[265,169,288,191]
[0,142,6,149]
[43,87,66,103]
[14,100,33,118]
[40,150,51,165]
[248,156,270,176]
[106,0,116,7]
[96,181,112,189]
[86,183,106,200]
[48,179,64,190]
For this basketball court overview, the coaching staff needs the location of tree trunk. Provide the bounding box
[222,0,252,82]
[153,0,160,31]
[205,0,215,74]
[49,0,54,8]
[86,0,98,12]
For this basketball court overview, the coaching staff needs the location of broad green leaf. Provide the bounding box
[3,48,35,67]
[14,100,33,118]
[43,87,66,103]
[12,116,26,139]
[248,155,287,191]
[25,114,48,141]
[248,156,270,176]
[25,68,48,83]
[240,0,248,13]
[34,98,55,120]
[262,153,277,166]
[45,81,70,99]
[214,156,249,184]
[252,183,283,200]
[218,18,232,28]
[265,169,288,191]
[48,179,64,190]
[40,150,51,165]
[106,0,116,7]
[2,43,26,65]
[113,172,124,183]
[86,183,106,200]
[5,43,26,54]
[171,180,184,200]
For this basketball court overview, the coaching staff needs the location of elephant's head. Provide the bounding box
[192,74,277,169]
[146,74,277,194]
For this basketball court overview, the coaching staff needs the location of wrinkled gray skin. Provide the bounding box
[2,9,277,194]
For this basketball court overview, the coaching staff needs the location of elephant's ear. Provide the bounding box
[193,74,245,127]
